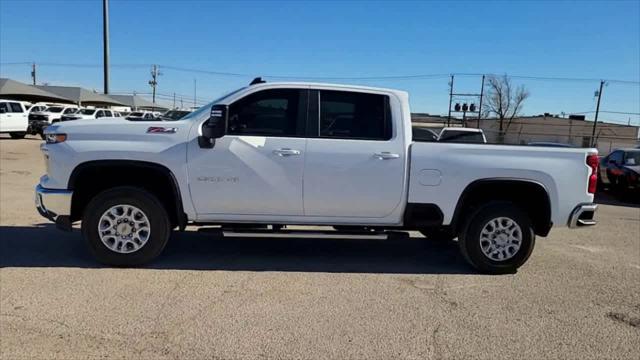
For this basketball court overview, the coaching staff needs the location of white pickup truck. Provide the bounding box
[35,81,599,273]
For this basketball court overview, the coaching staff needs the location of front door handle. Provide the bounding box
[374,152,400,160]
[273,148,301,157]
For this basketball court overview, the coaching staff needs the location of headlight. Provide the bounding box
[45,133,67,144]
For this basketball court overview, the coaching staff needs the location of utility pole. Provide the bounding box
[447,75,454,127]
[31,63,36,85]
[193,78,197,108]
[477,75,485,128]
[590,80,605,147]
[173,92,176,108]
[102,0,110,94]
[149,65,161,108]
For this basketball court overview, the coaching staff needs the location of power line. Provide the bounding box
[5,61,637,84]
[160,65,451,80]
[568,110,640,116]
[454,72,640,85]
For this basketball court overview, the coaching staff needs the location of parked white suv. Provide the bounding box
[0,99,28,138]
[36,81,599,273]
[125,111,158,121]
[60,108,115,121]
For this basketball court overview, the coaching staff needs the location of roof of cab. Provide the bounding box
[247,81,409,97]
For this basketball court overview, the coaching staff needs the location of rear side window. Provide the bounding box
[228,89,304,137]
[319,90,391,140]
[9,102,24,113]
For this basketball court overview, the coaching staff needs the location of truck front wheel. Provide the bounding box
[458,202,535,274]
[81,187,171,266]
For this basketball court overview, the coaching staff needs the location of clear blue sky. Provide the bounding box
[1,0,639,124]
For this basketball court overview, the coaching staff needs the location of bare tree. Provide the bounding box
[484,75,530,141]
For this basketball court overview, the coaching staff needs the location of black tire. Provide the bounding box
[9,132,26,139]
[81,186,171,266]
[39,130,46,140]
[458,201,535,274]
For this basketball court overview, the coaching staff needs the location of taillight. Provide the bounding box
[586,154,599,194]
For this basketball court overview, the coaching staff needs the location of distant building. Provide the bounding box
[477,115,639,153]
[410,113,640,153]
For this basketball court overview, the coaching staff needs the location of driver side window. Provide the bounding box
[227,89,305,137]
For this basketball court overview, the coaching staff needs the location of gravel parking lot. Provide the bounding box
[1,135,639,360]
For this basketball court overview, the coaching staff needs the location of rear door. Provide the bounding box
[187,88,308,217]
[303,89,406,219]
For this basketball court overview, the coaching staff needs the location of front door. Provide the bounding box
[303,89,406,219]
[187,88,308,218]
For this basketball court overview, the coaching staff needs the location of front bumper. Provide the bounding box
[568,203,597,228]
[35,184,73,230]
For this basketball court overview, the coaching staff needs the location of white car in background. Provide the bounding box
[30,105,79,123]
[125,111,158,121]
[0,99,28,138]
[28,104,48,113]
[438,127,487,143]
[28,105,80,138]
[60,108,115,121]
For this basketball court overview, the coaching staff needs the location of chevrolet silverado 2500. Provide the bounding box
[35,81,599,273]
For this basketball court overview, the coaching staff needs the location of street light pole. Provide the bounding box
[102,0,110,94]
[447,75,454,127]
[590,80,605,147]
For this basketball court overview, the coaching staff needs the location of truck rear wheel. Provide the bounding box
[458,201,535,274]
[81,186,171,266]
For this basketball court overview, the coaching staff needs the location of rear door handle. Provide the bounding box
[374,152,400,160]
[273,148,301,157]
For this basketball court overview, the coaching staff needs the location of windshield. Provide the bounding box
[47,107,63,113]
[181,87,247,121]
[128,112,145,117]
[624,151,640,165]
[439,130,485,143]
[79,109,96,115]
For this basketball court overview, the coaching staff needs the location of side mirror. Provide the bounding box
[0,108,5,114]
[198,105,227,148]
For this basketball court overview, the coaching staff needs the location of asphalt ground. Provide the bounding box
[1,135,639,359]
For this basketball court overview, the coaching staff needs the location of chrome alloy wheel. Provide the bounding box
[98,204,151,254]
[479,217,522,261]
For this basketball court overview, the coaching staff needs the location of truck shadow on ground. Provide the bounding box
[594,191,640,208]
[0,224,476,275]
